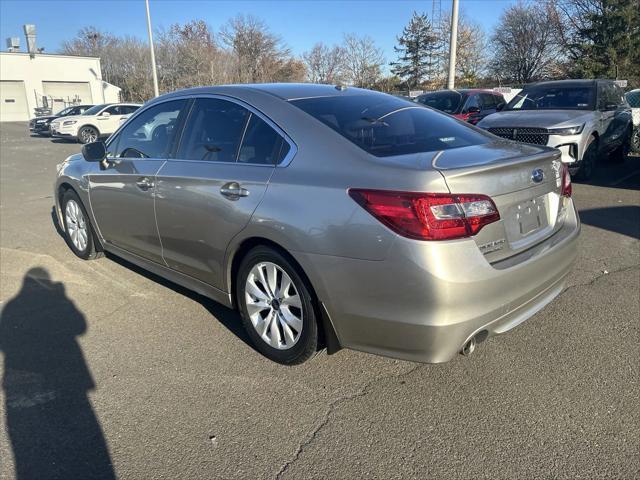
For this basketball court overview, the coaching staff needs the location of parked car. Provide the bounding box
[54,84,579,365]
[415,89,506,125]
[625,88,640,153]
[477,79,633,180]
[50,103,142,143]
[29,104,94,136]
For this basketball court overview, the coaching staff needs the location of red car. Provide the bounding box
[415,89,506,125]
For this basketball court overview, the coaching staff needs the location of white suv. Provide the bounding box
[50,103,142,143]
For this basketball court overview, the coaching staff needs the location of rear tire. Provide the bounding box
[236,246,319,365]
[61,189,102,260]
[575,136,598,181]
[78,126,99,144]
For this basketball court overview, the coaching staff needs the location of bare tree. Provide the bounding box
[342,34,385,88]
[447,15,489,87]
[302,43,346,84]
[219,14,301,83]
[489,1,562,84]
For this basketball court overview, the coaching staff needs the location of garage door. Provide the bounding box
[42,81,93,114]
[0,80,29,122]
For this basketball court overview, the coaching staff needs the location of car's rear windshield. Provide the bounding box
[290,95,489,157]
[506,85,595,111]
[82,104,110,116]
[416,91,464,114]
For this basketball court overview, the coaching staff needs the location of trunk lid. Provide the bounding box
[433,141,566,262]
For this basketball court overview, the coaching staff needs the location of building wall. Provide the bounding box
[0,53,120,121]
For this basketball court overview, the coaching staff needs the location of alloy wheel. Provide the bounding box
[65,199,88,252]
[81,128,97,143]
[245,262,303,350]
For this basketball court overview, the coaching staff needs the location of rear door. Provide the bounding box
[89,99,187,263]
[155,96,292,290]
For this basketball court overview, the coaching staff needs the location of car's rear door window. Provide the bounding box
[291,94,489,157]
[237,113,289,165]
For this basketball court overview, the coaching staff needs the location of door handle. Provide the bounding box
[136,177,154,190]
[220,182,249,200]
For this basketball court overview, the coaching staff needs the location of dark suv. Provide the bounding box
[29,104,94,136]
[415,89,506,125]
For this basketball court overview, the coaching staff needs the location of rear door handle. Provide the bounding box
[136,177,154,190]
[220,182,249,200]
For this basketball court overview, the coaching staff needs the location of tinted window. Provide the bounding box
[57,107,73,116]
[178,98,249,162]
[238,114,288,165]
[626,90,640,108]
[416,91,463,114]
[507,85,595,110]
[120,105,140,115]
[463,94,480,112]
[291,94,489,157]
[82,104,110,116]
[104,105,122,115]
[480,93,496,109]
[112,100,186,159]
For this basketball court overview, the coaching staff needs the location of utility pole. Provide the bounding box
[446,0,459,89]
[145,0,159,97]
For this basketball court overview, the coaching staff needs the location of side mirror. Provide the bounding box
[82,141,107,162]
[603,102,618,111]
[467,106,481,114]
[100,111,111,117]
[496,102,506,111]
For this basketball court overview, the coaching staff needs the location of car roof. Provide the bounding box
[160,83,378,102]
[525,79,599,88]
[418,88,500,96]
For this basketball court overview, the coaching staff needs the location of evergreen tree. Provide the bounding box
[390,12,440,88]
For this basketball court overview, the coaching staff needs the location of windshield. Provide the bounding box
[55,106,73,116]
[416,91,464,114]
[506,85,594,111]
[291,94,489,157]
[626,90,640,108]
[82,104,110,116]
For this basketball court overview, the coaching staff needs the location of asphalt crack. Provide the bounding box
[274,364,422,480]
[560,263,639,296]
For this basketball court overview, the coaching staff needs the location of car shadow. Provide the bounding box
[579,205,640,239]
[572,154,640,190]
[50,138,75,144]
[0,268,115,480]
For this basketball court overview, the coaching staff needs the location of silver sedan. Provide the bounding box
[54,84,580,364]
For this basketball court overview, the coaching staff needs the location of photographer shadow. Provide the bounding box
[0,268,115,479]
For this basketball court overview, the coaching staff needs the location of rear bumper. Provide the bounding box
[293,201,580,363]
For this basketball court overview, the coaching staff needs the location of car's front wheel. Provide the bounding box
[61,189,101,260]
[575,135,598,181]
[236,246,319,365]
[78,126,99,144]
[609,127,631,163]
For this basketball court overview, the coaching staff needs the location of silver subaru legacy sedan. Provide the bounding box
[54,84,580,365]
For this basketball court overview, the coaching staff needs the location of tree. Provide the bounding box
[489,2,563,84]
[302,43,346,84]
[219,14,300,83]
[556,0,640,87]
[439,14,489,87]
[391,11,440,88]
[342,34,384,88]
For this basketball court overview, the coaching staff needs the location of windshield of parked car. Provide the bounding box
[55,106,73,116]
[626,90,640,108]
[506,85,595,111]
[291,94,489,157]
[82,104,110,116]
[415,91,464,114]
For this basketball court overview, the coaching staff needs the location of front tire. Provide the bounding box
[236,246,319,365]
[575,135,598,181]
[61,190,101,260]
[609,127,631,164]
[78,126,99,144]
[631,128,640,153]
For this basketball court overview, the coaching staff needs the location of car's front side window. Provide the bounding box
[111,100,187,159]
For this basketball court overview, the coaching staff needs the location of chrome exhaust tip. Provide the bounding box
[461,337,477,356]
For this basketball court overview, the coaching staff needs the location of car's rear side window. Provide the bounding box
[291,94,489,157]
[238,113,289,165]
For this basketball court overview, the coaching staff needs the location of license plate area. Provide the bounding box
[516,196,547,236]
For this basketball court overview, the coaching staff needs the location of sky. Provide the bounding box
[0,0,518,62]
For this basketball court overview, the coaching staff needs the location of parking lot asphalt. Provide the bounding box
[0,121,638,480]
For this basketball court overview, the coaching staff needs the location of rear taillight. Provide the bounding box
[348,189,500,241]
[561,164,572,197]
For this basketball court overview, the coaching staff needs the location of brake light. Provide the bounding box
[348,189,500,241]
[561,164,572,197]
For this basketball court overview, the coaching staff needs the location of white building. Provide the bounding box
[0,52,121,122]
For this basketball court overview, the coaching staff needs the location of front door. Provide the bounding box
[89,99,187,263]
[155,96,292,290]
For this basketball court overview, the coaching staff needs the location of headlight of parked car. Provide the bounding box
[547,124,584,135]
[63,120,77,126]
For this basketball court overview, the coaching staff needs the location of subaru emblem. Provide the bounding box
[531,168,544,183]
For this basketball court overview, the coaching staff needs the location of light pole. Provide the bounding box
[446,0,459,90]
[145,0,159,97]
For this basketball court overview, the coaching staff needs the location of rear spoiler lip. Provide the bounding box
[432,147,561,172]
